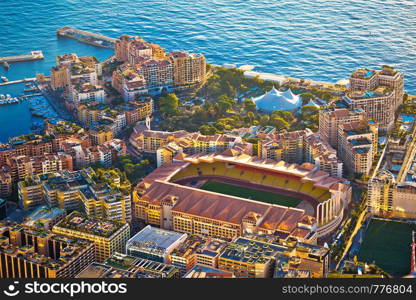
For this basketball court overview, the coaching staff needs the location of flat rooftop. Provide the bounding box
[127,225,186,251]
[23,206,65,226]
[55,212,124,238]
[220,237,285,265]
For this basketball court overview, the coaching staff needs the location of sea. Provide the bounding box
[1,0,416,142]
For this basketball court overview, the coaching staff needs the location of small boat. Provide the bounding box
[1,76,8,82]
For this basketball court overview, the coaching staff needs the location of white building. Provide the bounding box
[72,83,105,106]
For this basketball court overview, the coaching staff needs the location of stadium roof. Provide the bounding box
[140,180,305,231]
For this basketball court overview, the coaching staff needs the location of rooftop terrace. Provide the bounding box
[54,211,123,238]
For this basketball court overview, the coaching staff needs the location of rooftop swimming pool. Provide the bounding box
[399,114,416,123]
[364,91,376,98]
[365,70,374,78]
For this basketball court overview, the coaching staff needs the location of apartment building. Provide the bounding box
[72,82,106,106]
[345,66,404,131]
[0,222,95,278]
[53,212,130,263]
[169,235,227,276]
[112,64,148,101]
[338,120,378,176]
[123,99,153,124]
[77,103,106,126]
[6,153,73,182]
[368,169,416,219]
[0,168,12,198]
[261,129,343,178]
[19,169,132,223]
[168,51,207,89]
[114,35,206,95]
[51,53,100,93]
[130,123,250,167]
[18,174,48,210]
[318,107,365,149]
[135,58,174,94]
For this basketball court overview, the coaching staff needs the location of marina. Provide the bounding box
[29,96,60,122]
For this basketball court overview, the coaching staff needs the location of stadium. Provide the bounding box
[133,151,351,240]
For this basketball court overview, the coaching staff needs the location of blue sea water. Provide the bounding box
[1,0,416,142]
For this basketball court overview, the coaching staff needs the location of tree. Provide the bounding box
[217,94,235,115]
[218,100,232,114]
[321,91,332,101]
[300,105,319,119]
[159,93,179,115]
[244,98,257,112]
[403,93,409,104]
[271,117,289,130]
[199,124,217,135]
[272,110,295,123]
[247,111,255,125]
[260,114,270,126]
[300,92,315,105]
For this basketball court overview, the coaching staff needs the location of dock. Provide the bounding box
[0,51,44,65]
[0,78,36,86]
[57,26,116,49]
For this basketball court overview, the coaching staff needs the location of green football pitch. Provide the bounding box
[200,180,303,207]
[357,218,416,276]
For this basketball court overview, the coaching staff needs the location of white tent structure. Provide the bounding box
[306,99,321,108]
[252,87,302,112]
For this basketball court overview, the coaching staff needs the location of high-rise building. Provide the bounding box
[19,169,132,223]
[18,174,48,210]
[6,153,73,182]
[135,58,173,93]
[72,82,106,106]
[123,99,154,124]
[261,129,343,178]
[368,172,416,218]
[0,168,12,198]
[0,222,95,278]
[112,65,148,101]
[318,107,366,149]
[169,51,207,89]
[345,66,404,131]
[114,35,131,62]
[113,35,206,95]
[338,120,378,176]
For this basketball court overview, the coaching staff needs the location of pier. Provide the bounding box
[57,26,116,49]
[0,51,44,65]
[0,78,36,86]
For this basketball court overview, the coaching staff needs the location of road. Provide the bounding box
[336,208,368,271]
